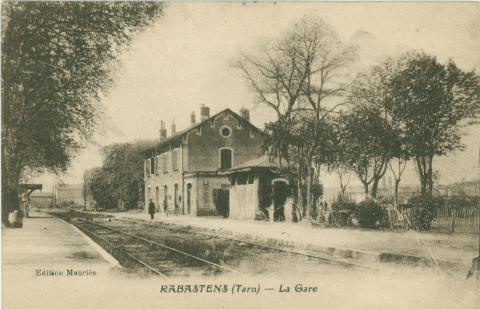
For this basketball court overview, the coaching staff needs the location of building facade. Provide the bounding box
[143,106,264,216]
[54,183,84,206]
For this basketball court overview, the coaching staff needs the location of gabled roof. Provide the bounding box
[142,108,262,156]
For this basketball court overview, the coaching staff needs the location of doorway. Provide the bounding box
[273,181,289,221]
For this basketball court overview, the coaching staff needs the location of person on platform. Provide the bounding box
[148,199,155,220]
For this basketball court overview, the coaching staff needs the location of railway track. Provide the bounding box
[64,214,422,278]
[71,218,246,278]
[116,218,392,274]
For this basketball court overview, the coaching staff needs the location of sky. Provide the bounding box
[31,2,480,193]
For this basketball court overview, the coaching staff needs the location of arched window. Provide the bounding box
[220,148,233,169]
[163,185,168,207]
[174,183,179,208]
[155,186,160,209]
[186,183,192,214]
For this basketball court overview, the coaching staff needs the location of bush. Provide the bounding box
[56,201,77,209]
[354,200,383,229]
[212,189,229,218]
[447,196,477,208]
[407,195,436,231]
[332,194,356,212]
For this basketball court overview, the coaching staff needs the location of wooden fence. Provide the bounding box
[390,207,479,234]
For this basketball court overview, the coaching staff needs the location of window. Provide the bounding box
[250,129,254,138]
[172,150,178,171]
[163,186,168,207]
[150,157,155,175]
[174,183,179,207]
[146,159,151,176]
[220,125,232,138]
[220,148,232,169]
[162,154,168,174]
[158,155,163,174]
[154,156,159,175]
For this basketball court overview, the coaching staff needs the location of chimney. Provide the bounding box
[240,107,250,122]
[159,120,167,142]
[190,111,196,127]
[171,119,176,135]
[200,104,210,122]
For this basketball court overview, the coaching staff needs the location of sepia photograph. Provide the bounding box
[2,1,480,308]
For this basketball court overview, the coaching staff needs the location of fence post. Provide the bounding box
[451,207,455,233]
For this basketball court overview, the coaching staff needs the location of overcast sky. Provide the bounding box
[33,2,480,192]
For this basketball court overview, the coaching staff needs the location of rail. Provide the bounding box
[74,218,246,277]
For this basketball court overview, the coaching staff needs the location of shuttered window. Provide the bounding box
[162,154,168,174]
[172,150,178,171]
[150,157,155,175]
[154,156,159,175]
[146,159,151,176]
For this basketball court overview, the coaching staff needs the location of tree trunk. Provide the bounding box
[305,166,314,221]
[416,157,428,195]
[427,155,434,196]
[394,179,401,205]
[362,181,369,196]
[1,144,22,226]
[296,165,303,220]
[371,177,380,199]
[340,184,347,198]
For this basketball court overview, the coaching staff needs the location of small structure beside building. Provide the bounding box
[18,184,43,218]
[29,191,55,209]
[224,156,291,222]
[53,183,94,209]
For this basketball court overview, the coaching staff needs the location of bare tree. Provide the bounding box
[235,15,357,222]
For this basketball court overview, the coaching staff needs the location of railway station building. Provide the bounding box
[142,105,264,216]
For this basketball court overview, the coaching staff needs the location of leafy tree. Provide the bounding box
[87,140,156,210]
[88,167,116,210]
[325,120,353,198]
[340,59,409,199]
[263,116,309,218]
[387,52,480,196]
[338,107,400,198]
[1,2,163,225]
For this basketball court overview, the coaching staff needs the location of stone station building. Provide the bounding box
[142,106,264,216]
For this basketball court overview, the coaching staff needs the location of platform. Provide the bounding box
[2,211,119,308]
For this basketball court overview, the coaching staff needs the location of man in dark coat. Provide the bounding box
[148,199,155,220]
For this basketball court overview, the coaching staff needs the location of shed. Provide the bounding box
[223,156,290,221]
